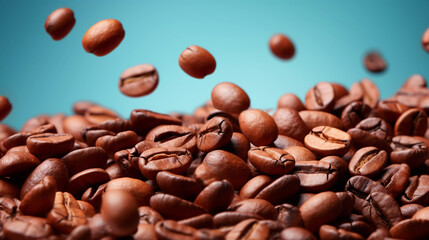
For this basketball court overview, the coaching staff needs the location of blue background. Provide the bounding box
[1,0,429,130]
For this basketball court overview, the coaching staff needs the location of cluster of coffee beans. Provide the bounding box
[1,74,429,239]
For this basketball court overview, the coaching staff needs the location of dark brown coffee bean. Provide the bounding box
[81,127,115,146]
[47,192,87,234]
[228,199,278,220]
[341,101,372,130]
[225,219,270,240]
[280,227,316,240]
[285,146,316,162]
[390,219,429,239]
[0,197,19,223]
[249,175,300,205]
[105,177,154,206]
[336,192,356,218]
[2,123,57,151]
[0,96,12,121]
[331,83,349,100]
[119,64,159,97]
[333,93,364,116]
[345,176,388,213]
[361,191,402,229]
[150,193,208,220]
[3,215,53,240]
[0,146,40,177]
[299,110,344,130]
[197,117,233,152]
[248,146,295,175]
[61,147,108,176]
[178,213,214,229]
[66,168,110,197]
[348,147,387,178]
[271,135,304,149]
[130,109,181,135]
[211,82,250,114]
[63,115,93,142]
[77,200,95,218]
[319,225,364,240]
[347,129,392,155]
[26,133,74,159]
[145,125,196,153]
[305,82,336,112]
[156,171,202,200]
[19,176,56,217]
[401,204,424,219]
[273,108,309,142]
[276,203,304,228]
[138,206,163,225]
[80,183,106,210]
[394,108,427,136]
[101,190,139,237]
[300,191,342,233]
[269,33,295,59]
[240,175,273,199]
[194,180,234,214]
[355,117,392,142]
[377,99,409,123]
[401,175,429,206]
[277,93,305,111]
[221,132,250,160]
[239,109,278,146]
[390,135,428,169]
[364,52,386,72]
[82,19,125,56]
[213,211,263,228]
[179,45,216,79]
[293,160,338,192]
[155,220,197,240]
[320,156,349,181]
[423,28,429,53]
[0,179,19,199]
[44,7,75,41]
[304,126,351,156]
[96,130,138,158]
[377,163,410,197]
[194,150,251,190]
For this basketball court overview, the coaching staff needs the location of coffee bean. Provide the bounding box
[193,229,225,240]
[319,225,364,240]
[277,93,305,111]
[269,33,295,59]
[66,168,110,197]
[377,99,409,123]
[248,146,295,175]
[19,176,56,217]
[228,199,278,220]
[156,171,202,200]
[47,192,87,234]
[44,7,75,40]
[3,215,53,240]
[423,28,429,53]
[304,126,351,156]
[273,108,309,142]
[305,82,336,112]
[356,79,380,108]
[364,52,386,73]
[197,117,233,152]
[225,219,270,240]
[61,147,108,176]
[390,135,428,169]
[77,200,95,218]
[401,175,429,206]
[280,227,316,240]
[211,82,250,114]
[377,163,410,197]
[84,105,119,125]
[63,115,93,142]
[345,176,388,213]
[0,96,12,121]
[276,203,304,228]
[221,132,250,160]
[118,64,159,97]
[0,146,40,177]
[401,204,424,219]
[138,206,164,225]
[348,147,387,178]
[150,193,208,220]
[82,19,125,56]
[402,74,427,89]
[390,219,429,239]
[178,213,214,229]
[155,220,197,240]
[213,211,263,228]
[179,45,216,78]
[285,146,316,162]
[130,109,182,135]
[105,177,154,206]
[26,133,74,159]
[0,179,19,199]
[239,109,278,146]
[394,108,427,136]
[194,180,234,214]
[341,101,372,130]
[299,110,344,130]
[145,125,197,152]
[293,160,338,192]
[362,191,402,229]
[271,135,304,149]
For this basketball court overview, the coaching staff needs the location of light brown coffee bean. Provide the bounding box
[179,45,216,79]
[82,19,125,56]
[119,64,159,97]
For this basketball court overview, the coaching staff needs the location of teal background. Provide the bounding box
[1,0,429,130]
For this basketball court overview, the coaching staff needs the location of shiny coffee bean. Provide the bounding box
[355,117,392,142]
[364,52,386,72]
[239,109,278,146]
[145,125,197,153]
[19,176,56,217]
[194,180,234,214]
[228,199,278,220]
[276,203,304,228]
[150,193,208,220]
[401,204,424,219]
[273,108,309,142]
[269,33,295,59]
[138,206,164,225]
[356,79,380,108]
[248,146,295,175]
[179,45,216,79]
[394,108,427,136]
[82,19,125,56]
[271,135,304,149]
[26,133,74,159]
[119,64,159,97]
[285,146,316,162]
[83,105,119,125]
[389,219,429,239]
[401,175,429,206]
[63,115,93,142]
[96,130,138,157]
[299,110,344,130]
[178,213,214,229]
[377,99,408,123]
[305,82,336,112]
[213,211,263,228]
[390,135,428,169]
[156,171,202,200]
[348,147,387,178]
[105,177,154,206]
[293,161,338,192]
[320,156,349,181]
[304,126,351,156]
[44,7,75,40]
[77,200,95,218]
[277,93,305,111]
[251,175,300,205]
[197,117,233,152]
[345,176,388,213]
[221,132,250,160]
[336,192,356,218]
[0,96,12,121]
[3,215,53,240]
[225,219,270,240]
[361,191,402,229]
[377,163,410,197]
[66,168,110,197]
[0,146,40,177]
[403,74,427,89]
[130,109,181,135]
[341,101,372,130]
[47,192,87,234]
[211,82,250,114]
[61,147,108,176]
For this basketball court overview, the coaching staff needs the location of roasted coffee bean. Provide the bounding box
[423,28,429,53]
[193,229,226,240]
[377,163,410,197]
[293,161,338,192]
[0,179,19,199]
[285,146,316,162]
[205,110,240,131]
[145,125,197,152]
[273,108,309,142]
[83,105,119,125]
[347,129,392,154]
[63,115,93,142]
[0,146,40,177]
[300,191,342,233]
[221,132,250,160]
[401,204,424,219]
[98,118,132,134]
[331,83,349,100]
[401,175,429,206]
[225,219,270,240]
[150,193,208,220]
[300,110,344,130]
[336,192,356,218]
[0,96,12,121]
[239,109,278,146]
[305,82,336,112]
[130,109,181,135]
[73,101,97,116]
[211,82,250,114]
[345,176,388,213]
[3,215,53,240]
[320,156,349,181]
[20,115,50,132]
[355,117,392,142]
[319,225,364,240]
[364,52,386,73]
[155,220,197,240]
[361,191,402,229]
[356,79,380,108]
[197,117,233,152]
[119,64,159,97]
[367,228,390,240]
[81,127,115,146]
[3,123,57,151]
[412,207,429,220]
[377,99,408,123]
[0,197,19,222]
[179,45,216,79]
[156,171,202,200]
[271,135,304,149]
[390,135,428,169]
[228,199,278,220]
[178,213,214,229]
[194,150,251,190]
[277,93,306,111]
[402,74,427,89]
[394,108,427,136]
[105,177,154,206]
[389,219,429,239]
[44,7,75,40]
[61,147,108,176]
[248,146,295,175]
[82,19,125,56]
[26,133,74,159]
[77,200,95,218]
[280,227,316,240]
[47,192,87,234]
[96,130,138,157]
[240,175,273,199]
[127,140,159,169]
[348,147,387,178]
[101,190,139,237]
[392,87,429,108]
[276,203,304,228]
[304,126,351,156]
[66,168,110,197]
[19,176,56,217]
[341,101,372,130]
[138,206,163,225]
[81,183,106,210]
[66,225,91,240]
[194,180,234,214]
[269,33,295,59]
[213,211,263,228]
[139,147,192,180]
